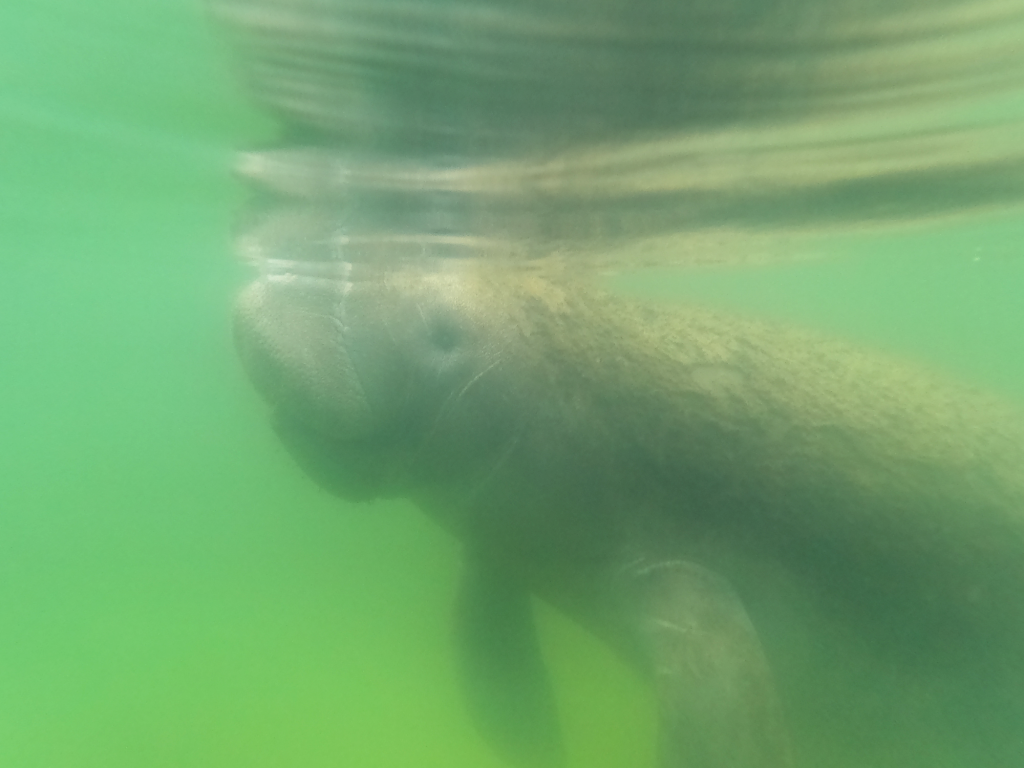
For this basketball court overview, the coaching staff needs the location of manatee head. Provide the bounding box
[234,256,525,501]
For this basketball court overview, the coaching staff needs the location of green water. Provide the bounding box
[2,1,1024,767]
[0,3,653,766]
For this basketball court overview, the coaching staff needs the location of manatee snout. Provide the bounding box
[233,258,502,448]
[233,270,376,440]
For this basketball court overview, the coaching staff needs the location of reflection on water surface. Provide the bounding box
[212,0,1024,265]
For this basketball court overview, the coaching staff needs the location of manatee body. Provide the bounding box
[234,255,1024,768]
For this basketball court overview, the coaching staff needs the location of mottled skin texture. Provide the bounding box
[235,256,1024,768]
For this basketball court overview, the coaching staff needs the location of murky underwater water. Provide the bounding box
[2,1,1024,767]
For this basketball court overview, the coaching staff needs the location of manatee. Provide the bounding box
[233,253,1024,768]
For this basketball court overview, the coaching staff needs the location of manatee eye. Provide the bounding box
[429,318,462,352]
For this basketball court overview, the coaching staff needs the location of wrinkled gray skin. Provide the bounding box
[235,255,1024,768]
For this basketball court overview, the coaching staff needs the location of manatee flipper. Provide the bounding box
[455,555,563,767]
[623,559,793,768]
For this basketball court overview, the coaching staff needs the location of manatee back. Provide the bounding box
[509,277,1024,639]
